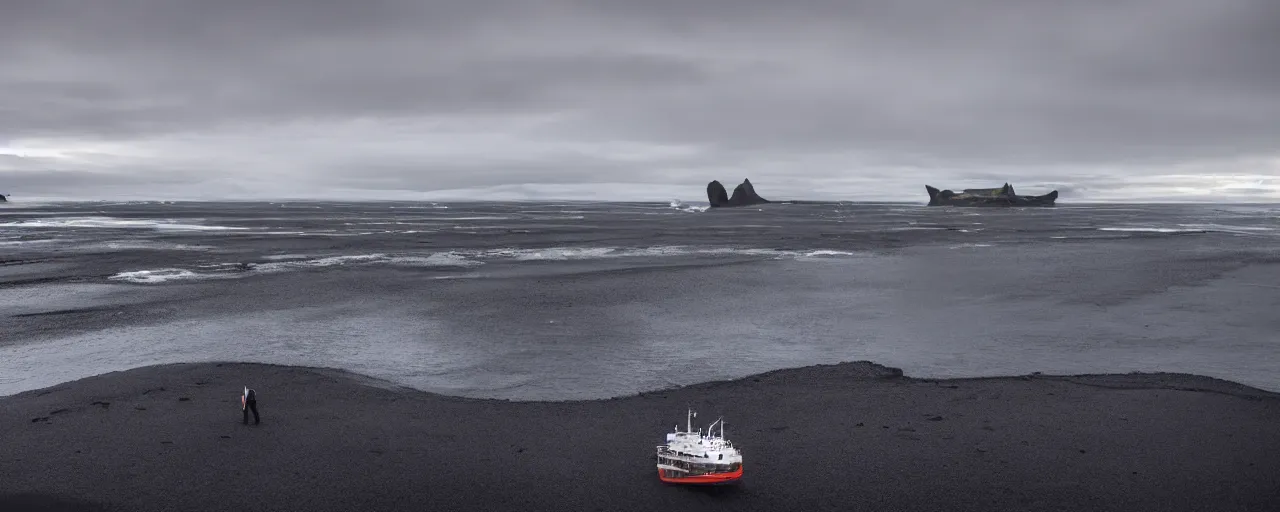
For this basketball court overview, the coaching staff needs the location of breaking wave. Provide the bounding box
[802,250,857,257]
[107,245,863,284]
[109,269,210,284]
[669,200,709,213]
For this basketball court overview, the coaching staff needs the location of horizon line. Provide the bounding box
[4,197,1280,206]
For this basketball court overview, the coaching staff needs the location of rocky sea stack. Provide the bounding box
[925,183,1057,207]
[707,179,770,207]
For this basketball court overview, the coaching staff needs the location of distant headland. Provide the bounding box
[925,183,1057,207]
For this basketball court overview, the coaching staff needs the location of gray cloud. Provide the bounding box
[1,0,1278,201]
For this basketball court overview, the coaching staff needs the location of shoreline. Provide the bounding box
[7,359,1280,403]
[4,361,1279,511]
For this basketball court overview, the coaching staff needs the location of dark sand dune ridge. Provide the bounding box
[3,362,1279,512]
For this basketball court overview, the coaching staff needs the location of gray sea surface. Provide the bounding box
[2,200,1278,398]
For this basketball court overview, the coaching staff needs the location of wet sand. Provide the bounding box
[2,362,1278,512]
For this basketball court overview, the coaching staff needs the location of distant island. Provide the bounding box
[925,183,1057,207]
[707,179,770,207]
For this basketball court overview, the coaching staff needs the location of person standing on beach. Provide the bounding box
[242,387,260,425]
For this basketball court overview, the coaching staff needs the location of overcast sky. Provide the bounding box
[2,0,1278,202]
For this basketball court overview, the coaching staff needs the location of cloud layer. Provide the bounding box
[2,0,1278,201]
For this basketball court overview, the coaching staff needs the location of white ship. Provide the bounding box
[655,408,743,484]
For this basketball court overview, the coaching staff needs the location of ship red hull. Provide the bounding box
[657,466,743,485]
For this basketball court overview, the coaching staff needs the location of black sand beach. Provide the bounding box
[3,362,1278,512]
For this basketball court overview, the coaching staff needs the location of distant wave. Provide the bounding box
[0,216,247,231]
[254,253,482,271]
[256,254,388,270]
[0,210,94,216]
[530,215,586,220]
[481,246,858,261]
[1099,227,1203,234]
[387,253,479,267]
[1176,223,1275,235]
[802,250,857,257]
[261,254,311,261]
[1099,224,1275,235]
[109,268,213,284]
[0,239,56,246]
[0,238,212,251]
[107,245,864,284]
[485,247,622,261]
[91,240,213,251]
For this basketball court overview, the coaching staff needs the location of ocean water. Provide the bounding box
[2,200,1279,398]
